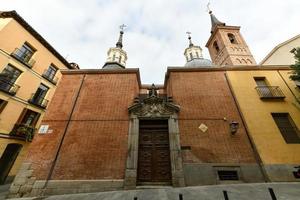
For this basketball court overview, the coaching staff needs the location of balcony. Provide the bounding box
[255,86,285,99]
[0,75,20,96]
[11,48,36,68]
[10,123,35,142]
[42,70,58,85]
[28,94,49,109]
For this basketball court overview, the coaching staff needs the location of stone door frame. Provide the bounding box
[124,91,185,189]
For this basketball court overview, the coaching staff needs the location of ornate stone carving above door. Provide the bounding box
[124,84,185,188]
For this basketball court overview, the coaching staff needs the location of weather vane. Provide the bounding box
[119,24,127,32]
[206,1,212,13]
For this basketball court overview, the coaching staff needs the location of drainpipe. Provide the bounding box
[224,72,269,182]
[43,74,86,189]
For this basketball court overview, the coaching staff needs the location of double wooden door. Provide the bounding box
[137,120,171,184]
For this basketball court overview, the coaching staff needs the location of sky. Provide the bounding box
[1,0,300,84]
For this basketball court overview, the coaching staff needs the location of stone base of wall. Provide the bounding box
[264,164,300,182]
[9,179,124,198]
[7,162,36,198]
[183,163,265,186]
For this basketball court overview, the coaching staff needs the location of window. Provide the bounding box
[218,170,239,180]
[0,99,8,114]
[112,54,116,61]
[254,77,285,99]
[21,110,39,126]
[18,43,35,61]
[196,52,199,58]
[272,113,300,143]
[29,84,49,108]
[119,56,122,63]
[228,33,237,44]
[254,77,272,97]
[189,53,193,59]
[0,65,22,95]
[213,41,220,52]
[43,64,57,81]
[12,42,36,65]
[1,64,22,83]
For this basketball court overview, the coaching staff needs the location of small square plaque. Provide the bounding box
[39,125,49,134]
[198,123,208,132]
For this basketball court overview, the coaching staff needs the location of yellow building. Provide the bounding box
[206,11,300,182]
[226,67,300,181]
[0,11,78,184]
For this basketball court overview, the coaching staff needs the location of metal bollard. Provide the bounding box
[179,193,183,200]
[268,188,277,200]
[223,190,229,200]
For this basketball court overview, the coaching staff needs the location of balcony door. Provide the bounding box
[254,77,272,97]
[32,84,49,105]
[0,143,22,184]
[19,109,40,126]
[0,65,21,92]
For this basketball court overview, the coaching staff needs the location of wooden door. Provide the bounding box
[137,120,171,184]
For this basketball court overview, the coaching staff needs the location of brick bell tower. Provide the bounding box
[205,10,256,66]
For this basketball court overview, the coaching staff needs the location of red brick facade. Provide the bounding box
[166,70,256,163]
[25,68,259,184]
[26,71,140,180]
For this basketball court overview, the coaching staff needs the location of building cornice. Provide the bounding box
[61,68,142,87]
[0,10,75,69]
[164,65,292,87]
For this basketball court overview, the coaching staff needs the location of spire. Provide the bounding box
[186,32,194,47]
[207,3,225,33]
[116,24,126,48]
[102,24,128,69]
[183,31,212,67]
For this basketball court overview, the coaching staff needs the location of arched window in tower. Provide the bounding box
[213,41,220,53]
[196,52,199,58]
[112,54,116,61]
[190,53,193,60]
[119,55,122,63]
[228,33,238,44]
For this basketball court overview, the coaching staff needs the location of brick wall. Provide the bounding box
[167,71,256,163]
[25,72,139,180]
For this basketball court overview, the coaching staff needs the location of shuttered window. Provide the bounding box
[272,113,300,143]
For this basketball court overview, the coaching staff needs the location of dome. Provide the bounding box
[185,58,212,67]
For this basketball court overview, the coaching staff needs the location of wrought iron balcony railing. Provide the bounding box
[28,94,49,109]
[42,70,58,85]
[255,86,285,99]
[10,123,35,142]
[11,48,36,68]
[0,76,20,96]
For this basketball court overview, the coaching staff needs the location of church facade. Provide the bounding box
[8,11,300,197]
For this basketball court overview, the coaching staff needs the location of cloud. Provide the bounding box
[2,0,300,83]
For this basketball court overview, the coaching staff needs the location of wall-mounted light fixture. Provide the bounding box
[229,121,239,135]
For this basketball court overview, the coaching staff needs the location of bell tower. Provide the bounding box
[103,24,128,69]
[205,11,256,66]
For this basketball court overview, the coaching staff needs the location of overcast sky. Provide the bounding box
[2,0,300,84]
